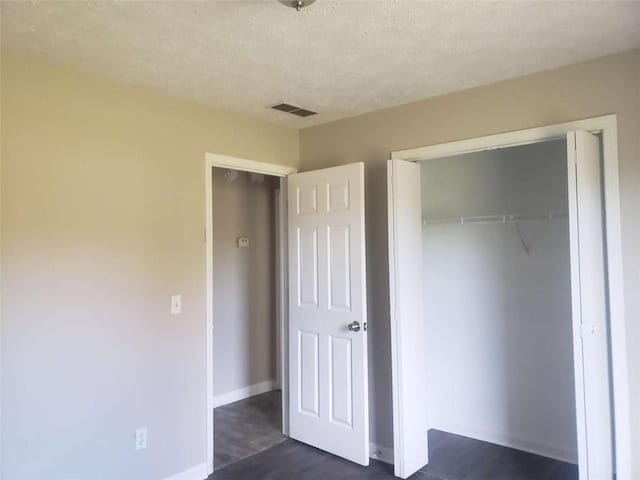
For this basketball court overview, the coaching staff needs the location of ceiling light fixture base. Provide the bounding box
[278,0,316,12]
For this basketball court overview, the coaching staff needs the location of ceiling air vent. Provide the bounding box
[271,103,317,117]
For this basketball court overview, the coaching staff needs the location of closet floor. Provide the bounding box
[212,423,577,480]
[214,389,285,471]
[420,429,578,480]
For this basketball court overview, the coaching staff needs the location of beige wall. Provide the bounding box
[0,53,298,479]
[212,168,278,398]
[300,49,640,475]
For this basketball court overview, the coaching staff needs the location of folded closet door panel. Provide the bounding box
[387,159,428,479]
[567,130,613,480]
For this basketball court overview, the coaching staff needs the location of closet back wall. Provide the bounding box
[421,140,577,462]
[212,168,278,399]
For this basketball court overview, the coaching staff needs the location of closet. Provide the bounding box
[420,139,578,467]
[387,129,615,479]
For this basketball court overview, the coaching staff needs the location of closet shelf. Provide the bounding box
[422,212,568,226]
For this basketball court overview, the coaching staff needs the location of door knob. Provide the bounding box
[348,321,361,332]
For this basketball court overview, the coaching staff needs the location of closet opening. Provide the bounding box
[387,117,627,480]
[210,166,286,472]
[418,138,579,479]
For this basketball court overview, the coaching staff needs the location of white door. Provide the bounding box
[567,130,613,479]
[387,159,428,479]
[287,162,369,465]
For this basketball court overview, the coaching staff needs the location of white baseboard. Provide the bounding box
[430,420,578,464]
[162,462,208,480]
[213,380,277,408]
[370,442,394,465]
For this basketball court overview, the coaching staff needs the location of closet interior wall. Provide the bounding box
[421,139,578,463]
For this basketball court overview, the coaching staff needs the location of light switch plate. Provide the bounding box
[171,295,182,315]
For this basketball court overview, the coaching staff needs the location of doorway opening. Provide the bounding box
[210,166,284,471]
[206,156,372,474]
[205,154,296,475]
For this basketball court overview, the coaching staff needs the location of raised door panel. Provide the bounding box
[298,331,320,417]
[296,227,319,308]
[328,225,352,311]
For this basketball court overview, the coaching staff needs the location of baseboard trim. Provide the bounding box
[213,380,277,408]
[370,442,394,465]
[162,462,208,480]
[430,421,578,465]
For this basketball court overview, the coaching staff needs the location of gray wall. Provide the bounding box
[299,49,640,474]
[422,140,577,462]
[212,168,278,397]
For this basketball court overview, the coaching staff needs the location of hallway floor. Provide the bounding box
[213,390,285,471]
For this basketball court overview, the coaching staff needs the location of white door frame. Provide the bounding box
[204,153,297,475]
[390,114,631,479]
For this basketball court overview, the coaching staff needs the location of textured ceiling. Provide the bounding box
[1,1,639,129]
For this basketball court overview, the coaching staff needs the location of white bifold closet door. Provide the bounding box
[387,159,428,479]
[567,130,613,480]
[287,162,370,466]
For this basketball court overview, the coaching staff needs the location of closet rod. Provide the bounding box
[423,212,568,226]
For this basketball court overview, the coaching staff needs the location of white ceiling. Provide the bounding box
[1,1,639,129]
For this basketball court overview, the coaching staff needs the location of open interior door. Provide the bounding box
[567,130,613,479]
[387,159,428,478]
[287,162,369,465]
